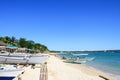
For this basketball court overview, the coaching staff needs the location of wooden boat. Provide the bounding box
[64,53,95,64]
[0,65,24,80]
[0,53,47,64]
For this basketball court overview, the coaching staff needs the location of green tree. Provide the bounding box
[10,36,17,46]
[0,36,49,53]
[19,38,27,48]
[4,36,11,44]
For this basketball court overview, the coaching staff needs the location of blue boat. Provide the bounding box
[0,77,15,80]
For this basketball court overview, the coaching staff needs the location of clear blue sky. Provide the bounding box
[0,0,120,51]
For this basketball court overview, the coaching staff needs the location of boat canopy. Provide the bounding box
[72,54,88,56]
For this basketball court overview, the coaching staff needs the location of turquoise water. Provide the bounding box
[58,52,120,79]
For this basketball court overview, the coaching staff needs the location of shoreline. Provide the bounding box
[47,55,115,80]
[66,63,115,80]
[55,53,116,79]
[53,52,118,80]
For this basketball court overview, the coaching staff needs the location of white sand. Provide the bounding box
[47,55,114,80]
[14,65,41,80]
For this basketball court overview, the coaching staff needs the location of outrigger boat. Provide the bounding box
[0,53,47,64]
[0,65,25,80]
[0,53,47,80]
[64,53,94,64]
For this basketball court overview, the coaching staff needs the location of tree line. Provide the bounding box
[0,36,49,53]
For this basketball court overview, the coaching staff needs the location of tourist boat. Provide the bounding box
[72,53,88,56]
[64,53,94,64]
[64,58,75,63]
[0,65,24,80]
[65,57,87,64]
[73,59,87,64]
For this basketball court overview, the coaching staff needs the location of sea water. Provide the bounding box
[58,52,120,80]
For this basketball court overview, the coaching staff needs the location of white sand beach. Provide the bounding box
[47,55,114,80]
[14,65,41,80]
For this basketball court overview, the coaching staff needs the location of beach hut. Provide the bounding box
[0,41,7,51]
[0,41,7,46]
[6,45,18,53]
[25,48,31,53]
[17,48,26,53]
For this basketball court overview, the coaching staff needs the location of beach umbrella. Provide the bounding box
[25,48,31,51]
[25,48,31,53]
[6,45,18,49]
[6,45,18,53]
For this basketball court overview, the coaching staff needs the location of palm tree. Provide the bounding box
[10,36,17,46]
[4,36,11,44]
